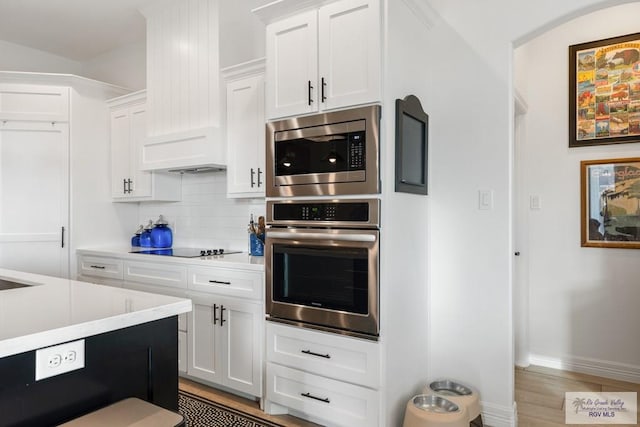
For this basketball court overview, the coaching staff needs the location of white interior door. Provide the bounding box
[0,121,69,278]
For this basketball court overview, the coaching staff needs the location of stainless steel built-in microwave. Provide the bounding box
[265,105,381,197]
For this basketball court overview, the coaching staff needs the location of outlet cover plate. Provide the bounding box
[35,339,85,381]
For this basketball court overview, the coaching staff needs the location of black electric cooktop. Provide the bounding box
[130,248,242,258]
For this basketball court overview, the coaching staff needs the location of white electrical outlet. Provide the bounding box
[35,339,85,381]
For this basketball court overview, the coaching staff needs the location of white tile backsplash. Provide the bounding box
[138,173,265,251]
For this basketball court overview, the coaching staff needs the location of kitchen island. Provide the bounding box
[0,268,192,426]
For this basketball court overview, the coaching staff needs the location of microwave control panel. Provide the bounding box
[348,132,365,170]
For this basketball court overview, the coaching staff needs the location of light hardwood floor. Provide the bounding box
[516,365,640,427]
[179,378,321,427]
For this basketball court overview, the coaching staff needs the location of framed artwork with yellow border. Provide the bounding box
[581,157,640,248]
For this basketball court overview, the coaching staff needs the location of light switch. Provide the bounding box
[478,190,493,210]
[530,195,541,210]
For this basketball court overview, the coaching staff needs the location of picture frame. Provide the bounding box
[581,157,640,248]
[569,32,640,147]
[395,94,428,195]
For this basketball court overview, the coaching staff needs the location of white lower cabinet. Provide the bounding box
[187,292,262,397]
[77,251,264,398]
[265,322,380,426]
[267,363,379,427]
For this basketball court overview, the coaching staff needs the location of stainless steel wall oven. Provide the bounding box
[265,199,380,339]
[266,105,381,197]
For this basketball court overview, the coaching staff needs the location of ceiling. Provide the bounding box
[0,0,153,61]
[0,0,273,62]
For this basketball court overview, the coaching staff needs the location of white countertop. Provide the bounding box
[0,269,192,358]
[77,247,265,271]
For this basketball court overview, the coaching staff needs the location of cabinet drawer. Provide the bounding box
[266,363,379,427]
[124,261,187,289]
[188,266,263,300]
[267,322,379,388]
[78,256,123,280]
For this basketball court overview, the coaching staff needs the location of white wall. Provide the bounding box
[417,0,638,425]
[514,3,640,380]
[219,0,265,68]
[379,2,431,425]
[418,10,514,426]
[0,40,83,74]
[138,173,265,251]
[82,41,146,90]
[0,38,145,90]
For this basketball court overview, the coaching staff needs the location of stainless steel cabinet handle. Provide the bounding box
[220,305,226,326]
[123,178,127,194]
[250,168,255,188]
[257,168,262,187]
[308,80,313,105]
[301,392,330,404]
[61,226,65,248]
[127,179,133,193]
[267,231,376,242]
[212,304,219,325]
[90,265,106,269]
[209,280,231,285]
[301,349,331,359]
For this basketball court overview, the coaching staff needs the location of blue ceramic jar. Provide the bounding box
[139,220,154,247]
[150,215,173,248]
[131,225,144,247]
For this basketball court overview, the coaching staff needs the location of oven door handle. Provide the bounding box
[266,231,376,242]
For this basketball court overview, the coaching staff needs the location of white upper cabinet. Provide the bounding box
[140,0,225,172]
[223,59,266,198]
[264,0,380,120]
[318,0,381,111]
[108,91,181,202]
[266,11,318,119]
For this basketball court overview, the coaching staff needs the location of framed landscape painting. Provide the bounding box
[569,33,640,147]
[581,157,640,248]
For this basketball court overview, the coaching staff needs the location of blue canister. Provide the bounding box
[249,233,264,256]
[131,225,144,247]
[151,215,173,248]
[139,220,154,247]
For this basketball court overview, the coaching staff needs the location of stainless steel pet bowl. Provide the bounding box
[412,395,461,413]
[429,380,473,396]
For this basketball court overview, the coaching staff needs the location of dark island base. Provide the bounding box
[0,316,178,427]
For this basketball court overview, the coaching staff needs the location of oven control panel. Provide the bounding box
[268,199,380,227]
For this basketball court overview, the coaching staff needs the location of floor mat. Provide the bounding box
[178,391,284,427]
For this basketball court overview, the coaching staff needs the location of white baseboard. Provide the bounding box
[529,353,640,384]
[481,401,517,427]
